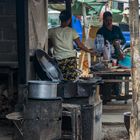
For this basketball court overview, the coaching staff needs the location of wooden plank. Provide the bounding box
[93,71,131,76]
[102,79,131,83]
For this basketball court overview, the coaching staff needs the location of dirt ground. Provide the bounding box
[0,107,130,140]
[102,124,129,140]
[0,120,129,140]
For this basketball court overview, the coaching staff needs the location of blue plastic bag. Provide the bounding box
[118,55,131,68]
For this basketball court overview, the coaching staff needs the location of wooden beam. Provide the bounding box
[48,0,65,3]
[48,0,72,4]
[65,0,72,27]
[16,0,29,84]
[129,0,140,139]
[66,0,72,12]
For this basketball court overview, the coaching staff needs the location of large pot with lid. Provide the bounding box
[28,80,58,99]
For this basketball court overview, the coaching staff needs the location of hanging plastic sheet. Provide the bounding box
[29,0,48,55]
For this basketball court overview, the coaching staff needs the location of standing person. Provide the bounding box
[121,7,129,24]
[97,11,126,57]
[48,10,95,81]
[96,11,126,104]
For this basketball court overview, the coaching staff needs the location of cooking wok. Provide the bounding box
[34,49,63,81]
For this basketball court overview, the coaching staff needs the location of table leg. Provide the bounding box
[8,70,14,101]
[125,76,129,104]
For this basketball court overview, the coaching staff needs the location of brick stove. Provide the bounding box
[23,98,62,140]
[58,77,102,140]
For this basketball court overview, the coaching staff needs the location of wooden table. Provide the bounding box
[93,69,131,104]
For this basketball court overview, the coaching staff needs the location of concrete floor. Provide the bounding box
[102,124,129,140]
[102,99,132,124]
[0,99,132,140]
[0,120,13,140]
[102,99,132,140]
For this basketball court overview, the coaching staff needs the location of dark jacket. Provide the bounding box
[96,25,126,45]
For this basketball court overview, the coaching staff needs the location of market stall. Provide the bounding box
[7,0,132,140]
[90,37,132,104]
[93,68,131,104]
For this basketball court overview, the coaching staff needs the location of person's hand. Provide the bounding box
[113,39,121,47]
[89,49,96,56]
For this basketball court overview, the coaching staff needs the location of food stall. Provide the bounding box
[5,0,132,139]
[34,49,103,140]
[6,0,104,140]
[90,33,132,104]
[93,68,131,104]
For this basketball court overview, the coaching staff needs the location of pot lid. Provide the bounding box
[34,49,64,81]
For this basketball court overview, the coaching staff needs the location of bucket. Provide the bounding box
[123,112,131,134]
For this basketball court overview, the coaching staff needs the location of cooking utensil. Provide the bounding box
[34,49,63,81]
[28,80,58,99]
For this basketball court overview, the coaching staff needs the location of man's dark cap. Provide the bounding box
[59,10,71,22]
[103,11,112,20]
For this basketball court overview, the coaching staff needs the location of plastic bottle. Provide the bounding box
[105,40,111,60]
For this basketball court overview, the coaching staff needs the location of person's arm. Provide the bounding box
[115,46,124,60]
[74,37,96,56]
[118,27,126,45]
[72,29,96,55]
[113,40,124,60]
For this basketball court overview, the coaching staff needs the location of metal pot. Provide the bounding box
[28,80,58,99]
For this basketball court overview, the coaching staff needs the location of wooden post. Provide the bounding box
[16,0,29,84]
[109,0,113,10]
[44,0,48,52]
[82,3,87,40]
[82,3,91,69]
[129,0,140,139]
[66,0,72,27]
[66,0,72,13]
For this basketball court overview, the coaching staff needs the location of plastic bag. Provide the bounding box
[103,40,111,60]
[94,34,104,54]
[85,37,95,50]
